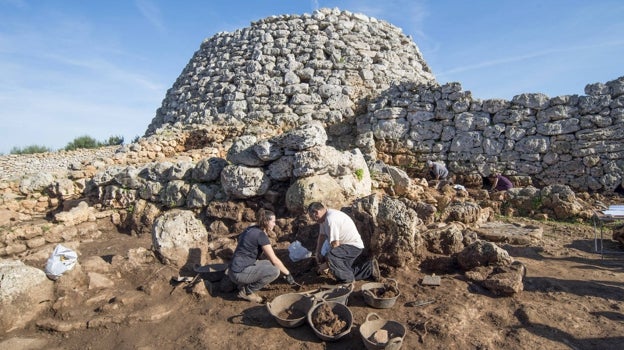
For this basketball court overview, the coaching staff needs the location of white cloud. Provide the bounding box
[438,40,624,77]
[135,0,166,33]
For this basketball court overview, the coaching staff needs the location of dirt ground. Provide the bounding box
[2,217,624,350]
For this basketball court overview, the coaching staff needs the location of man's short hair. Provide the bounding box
[307,202,325,214]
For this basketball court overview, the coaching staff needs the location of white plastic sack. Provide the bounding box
[45,244,78,280]
[288,240,311,262]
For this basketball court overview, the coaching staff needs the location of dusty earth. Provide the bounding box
[2,217,624,350]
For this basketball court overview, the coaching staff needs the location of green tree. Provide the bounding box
[10,145,52,154]
[64,135,102,151]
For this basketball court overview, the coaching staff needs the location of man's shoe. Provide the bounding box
[237,288,263,303]
[371,258,381,282]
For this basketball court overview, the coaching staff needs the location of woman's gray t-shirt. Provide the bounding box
[230,226,270,273]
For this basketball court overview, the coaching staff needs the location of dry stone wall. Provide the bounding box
[362,77,624,192]
[147,7,624,192]
[146,7,435,151]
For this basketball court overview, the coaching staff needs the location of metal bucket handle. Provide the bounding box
[365,312,382,323]
[363,288,376,299]
[311,291,331,303]
[364,312,403,347]
[267,294,315,316]
[388,336,403,347]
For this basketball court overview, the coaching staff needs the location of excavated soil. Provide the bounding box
[311,303,348,336]
[370,281,400,299]
[2,217,624,350]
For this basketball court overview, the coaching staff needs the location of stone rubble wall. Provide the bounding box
[362,77,624,192]
[144,7,624,192]
[146,7,435,150]
[0,147,120,183]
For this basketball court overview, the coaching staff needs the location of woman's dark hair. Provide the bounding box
[257,208,276,231]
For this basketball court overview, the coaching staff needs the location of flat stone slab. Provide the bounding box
[422,274,441,286]
[472,221,543,245]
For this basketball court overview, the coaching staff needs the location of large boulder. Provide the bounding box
[422,223,465,255]
[285,173,348,214]
[285,147,371,213]
[226,135,265,166]
[351,194,423,267]
[220,165,271,199]
[481,262,525,296]
[54,201,97,226]
[191,157,228,182]
[277,121,328,151]
[152,210,209,268]
[0,260,54,333]
[19,172,55,195]
[457,240,514,271]
[539,184,585,220]
[439,201,483,224]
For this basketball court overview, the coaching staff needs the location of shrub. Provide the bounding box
[105,135,124,146]
[64,135,102,151]
[10,145,52,154]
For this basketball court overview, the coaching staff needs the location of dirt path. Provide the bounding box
[2,219,624,350]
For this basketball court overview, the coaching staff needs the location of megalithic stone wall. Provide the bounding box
[145,8,435,149]
[146,7,624,192]
[361,77,624,192]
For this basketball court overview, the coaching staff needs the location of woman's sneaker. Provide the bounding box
[237,287,263,303]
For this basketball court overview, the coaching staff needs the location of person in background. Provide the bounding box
[427,160,449,180]
[488,173,514,192]
[229,208,296,303]
[307,202,380,285]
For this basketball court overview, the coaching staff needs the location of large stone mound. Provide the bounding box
[146,8,435,149]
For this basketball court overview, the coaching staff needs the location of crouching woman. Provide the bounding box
[228,208,295,302]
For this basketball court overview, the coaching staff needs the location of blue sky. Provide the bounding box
[0,0,623,154]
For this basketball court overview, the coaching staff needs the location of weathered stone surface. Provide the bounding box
[220,165,270,199]
[539,184,585,220]
[191,157,228,182]
[457,240,513,271]
[422,223,465,255]
[440,201,482,224]
[471,221,543,244]
[0,259,54,333]
[54,201,96,226]
[480,262,525,296]
[159,180,190,208]
[226,135,265,167]
[277,121,328,151]
[186,183,223,208]
[152,210,209,267]
[285,173,348,214]
[19,172,55,195]
[351,194,422,267]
